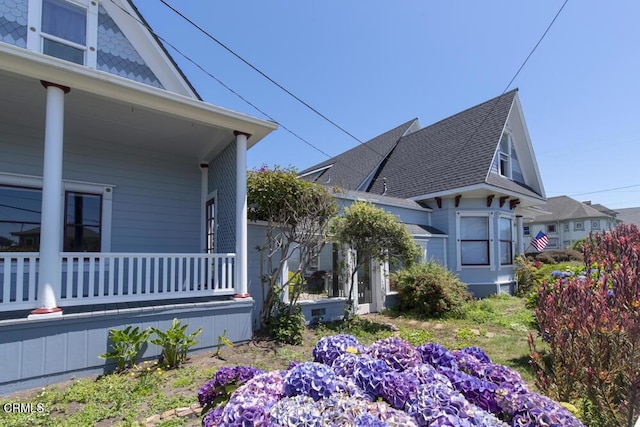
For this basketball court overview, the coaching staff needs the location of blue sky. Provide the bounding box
[133,1,640,209]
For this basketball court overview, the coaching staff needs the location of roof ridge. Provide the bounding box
[412,89,518,136]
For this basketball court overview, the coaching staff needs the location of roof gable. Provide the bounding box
[101,0,198,97]
[299,119,417,189]
[0,0,197,97]
[368,90,519,198]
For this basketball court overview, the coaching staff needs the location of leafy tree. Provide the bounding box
[248,166,337,330]
[330,201,419,317]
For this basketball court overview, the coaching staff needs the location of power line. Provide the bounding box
[454,0,569,159]
[155,0,391,161]
[569,184,640,197]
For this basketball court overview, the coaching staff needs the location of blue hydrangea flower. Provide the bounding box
[366,337,421,371]
[353,356,392,400]
[283,362,337,401]
[313,334,359,365]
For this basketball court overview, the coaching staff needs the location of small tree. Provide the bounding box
[248,166,337,330]
[330,201,419,317]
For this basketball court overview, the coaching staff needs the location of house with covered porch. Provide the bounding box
[0,0,276,393]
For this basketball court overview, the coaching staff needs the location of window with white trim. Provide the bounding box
[574,221,584,231]
[547,224,557,234]
[494,132,525,184]
[0,174,112,252]
[498,217,513,265]
[459,215,490,266]
[523,225,530,236]
[591,220,600,230]
[27,0,98,66]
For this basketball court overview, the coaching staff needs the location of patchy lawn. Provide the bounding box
[0,294,538,426]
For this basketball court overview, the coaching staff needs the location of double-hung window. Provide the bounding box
[498,217,513,265]
[459,215,490,266]
[41,0,87,64]
[27,0,98,66]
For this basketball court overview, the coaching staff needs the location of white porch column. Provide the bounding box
[234,131,250,298]
[200,163,209,253]
[516,215,525,256]
[30,81,69,316]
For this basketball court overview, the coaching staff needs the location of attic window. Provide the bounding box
[495,132,525,184]
[28,0,98,67]
[42,0,87,64]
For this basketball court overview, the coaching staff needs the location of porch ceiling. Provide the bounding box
[0,44,277,162]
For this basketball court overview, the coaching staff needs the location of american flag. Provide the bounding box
[530,231,549,252]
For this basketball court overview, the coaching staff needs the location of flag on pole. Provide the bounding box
[530,231,549,252]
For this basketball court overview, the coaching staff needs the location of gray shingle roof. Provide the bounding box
[616,207,640,227]
[326,186,430,211]
[404,223,447,237]
[368,90,518,198]
[299,119,417,189]
[531,196,616,222]
[299,90,544,202]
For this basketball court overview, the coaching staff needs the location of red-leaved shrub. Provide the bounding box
[530,224,640,426]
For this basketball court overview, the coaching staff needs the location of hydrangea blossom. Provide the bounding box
[366,337,421,371]
[217,370,285,426]
[198,335,584,427]
[379,371,420,410]
[198,365,264,407]
[353,356,392,400]
[312,334,359,365]
[283,362,336,401]
[416,342,458,370]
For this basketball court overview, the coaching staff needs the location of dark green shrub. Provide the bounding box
[533,252,555,264]
[267,301,306,345]
[545,249,582,263]
[392,261,472,318]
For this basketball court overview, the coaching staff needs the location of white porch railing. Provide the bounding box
[0,252,236,312]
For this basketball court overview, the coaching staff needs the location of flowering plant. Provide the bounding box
[198,365,264,418]
[199,336,584,427]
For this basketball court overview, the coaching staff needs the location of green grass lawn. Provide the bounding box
[0,294,539,426]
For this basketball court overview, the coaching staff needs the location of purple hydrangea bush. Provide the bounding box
[198,334,585,427]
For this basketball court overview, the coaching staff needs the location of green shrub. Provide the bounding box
[267,301,306,345]
[533,252,555,264]
[392,261,472,318]
[99,326,151,372]
[545,249,582,263]
[149,318,202,369]
[514,255,543,298]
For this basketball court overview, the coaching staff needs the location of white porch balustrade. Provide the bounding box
[0,253,236,312]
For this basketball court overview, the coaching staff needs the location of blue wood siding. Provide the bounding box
[0,127,204,253]
[0,300,253,394]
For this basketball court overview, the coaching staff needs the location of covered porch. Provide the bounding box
[0,42,277,318]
